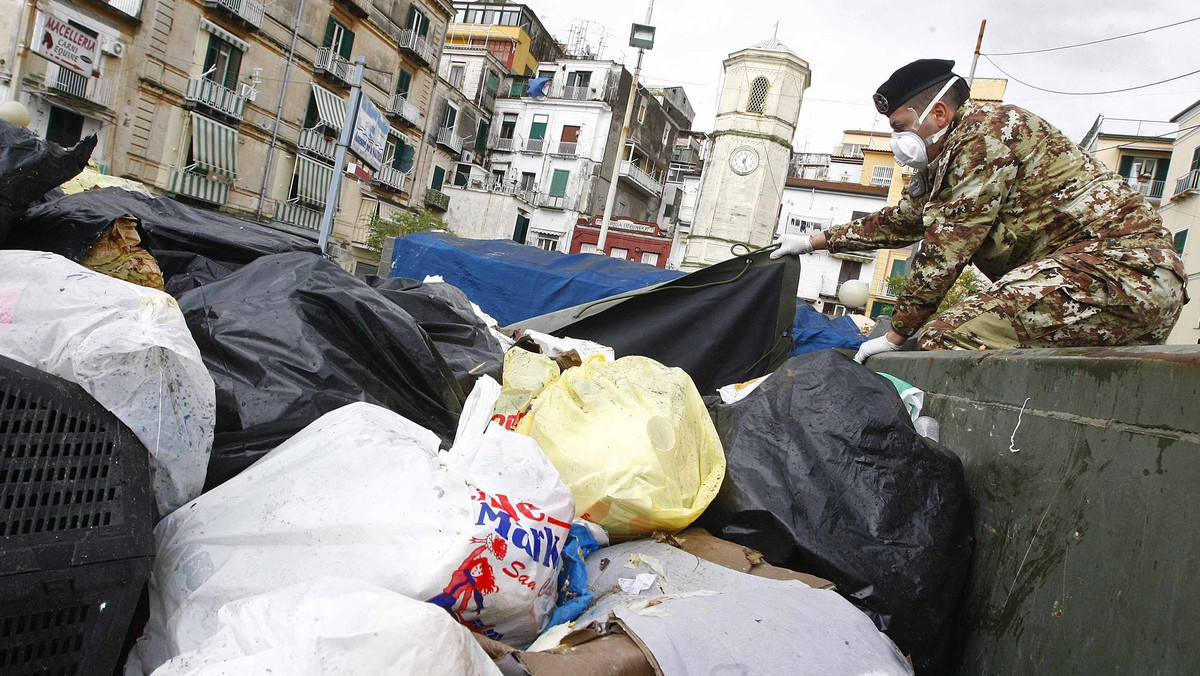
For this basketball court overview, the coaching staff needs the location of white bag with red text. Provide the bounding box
[126,377,574,675]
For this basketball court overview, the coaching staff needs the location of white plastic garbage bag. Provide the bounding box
[0,250,215,515]
[129,377,573,674]
[143,578,501,676]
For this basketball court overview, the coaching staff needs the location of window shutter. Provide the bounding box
[1118,155,1135,178]
[432,166,445,190]
[225,46,242,90]
[322,17,337,49]
[549,169,569,196]
[529,120,546,140]
[398,143,415,172]
[395,70,411,97]
[340,28,355,60]
[475,120,489,154]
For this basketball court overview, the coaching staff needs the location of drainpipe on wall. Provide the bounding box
[256,0,307,219]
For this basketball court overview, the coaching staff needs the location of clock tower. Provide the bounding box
[681,38,812,271]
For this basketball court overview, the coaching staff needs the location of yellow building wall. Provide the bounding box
[1090,138,1173,176]
[446,25,534,75]
[970,77,1007,103]
[1164,105,1200,344]
[860,148,896,188]
[841,130,890,151]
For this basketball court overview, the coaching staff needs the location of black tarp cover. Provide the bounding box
[510,249,799,395]
[0,120,96,243]
[698,350,974,673]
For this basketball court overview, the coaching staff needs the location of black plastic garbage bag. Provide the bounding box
[7,187,319,294]
[365,276,504,392]
[0,120,95,243]
[698,350,973,673]
[176,253,464,489]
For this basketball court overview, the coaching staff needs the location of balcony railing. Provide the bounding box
[424,188,450,211]
[204,0,264,29]
[524,138,545,153]
[399,29,436,66]
[618,160,664,197]
[170,168,229,205]
[49,70,118,110]
[371,164,408,193]
[537,193,577,210]
[185,76,247,121]
[560,85,590,101]
[877,278,904,300]
[1125,177,1166,200]
[436,127,463,153]
[297,127,337,162]
[315,48,353,87]
[273,201,322,234]
[385,95,422,128]
[552,142,577,157]
[1174,169,1200,198]
[490,136,515,152]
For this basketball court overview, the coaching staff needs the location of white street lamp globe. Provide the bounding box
[0,101,31,127]
[838,279,870,308]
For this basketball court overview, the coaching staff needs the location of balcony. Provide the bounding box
[105,0,143,18]
[297,127,337,162]
[490,136,515,152]
[1175,169,1200,199]
[385,95,422,129]
[204,0,264,30]
[560,85,591,101]
[371,164,408,193]
[314,48,353,88]
[1125,177,1165,201]
[399,29,436,67]
[273,201,322,235]
[48,71,118,110]
[523,138,546,154]
[185,76,247,121]
[876,278,904,300]
[537,193,577,211]
[551,142,577,157]
[618,160,664,198]
[170,168,229,205]
[436,127,463,154]
[424,188,450,211]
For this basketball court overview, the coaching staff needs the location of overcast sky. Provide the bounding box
[527,0,1199,154]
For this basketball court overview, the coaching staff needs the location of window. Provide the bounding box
[664,203,674,218]
[617,201,627,216]
[322,17,354,59]
[395,141,415,172]
[549,169,569,197]
[431,166,445,191]
[203,34,242,90]
[1174,228,1188,256]
[520,171,536,192]
[453,163,470,186]
[747,76,769,113]
[1191,146,1200,172]
[448,62,466,88]
[490,163,508,186]
[509,78,527,97]
[560,125,580,143]
[485,71,499,98]
[566,71,591,88]
[641,251,659,266]
[580,243,597,254]
[475,119,489,154]
[500,113,517,139]
[851,210,870,221]
[636,101,646,123]
[441,103,458,130]
[45,105,84,148]
[384,137,399,168]
[500,9,521,26]
[837,260,863,287]
[662,124,670,146]
[870,165,894,187]
[529,114,548,140]
[538,237,558,251]
[537,69,555,81]
[609,247,628,259]
[394,69,412,98]
[513,214,529,244]
[405,5,429,36]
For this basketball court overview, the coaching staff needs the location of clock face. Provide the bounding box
[730,147,759,175]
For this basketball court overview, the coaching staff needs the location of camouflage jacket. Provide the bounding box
[825,100,1184,337]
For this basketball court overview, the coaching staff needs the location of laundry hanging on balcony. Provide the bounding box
[310,83,346,133]
[188,112,239,180]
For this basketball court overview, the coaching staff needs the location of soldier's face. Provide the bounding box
[889,101,953,157]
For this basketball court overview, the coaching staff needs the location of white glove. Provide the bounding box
[769,234,814,258]
[854,335,903,364]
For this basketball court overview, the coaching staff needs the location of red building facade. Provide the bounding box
[569,216,672,268]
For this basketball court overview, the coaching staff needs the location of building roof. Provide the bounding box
[785,177,889,197]
[842,130,892,138]
[1172,97,1200,123]
[748,37,795,55]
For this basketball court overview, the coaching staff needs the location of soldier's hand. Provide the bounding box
[769,234,814,258]
[854,333,904,364]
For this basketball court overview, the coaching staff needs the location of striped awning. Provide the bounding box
[387,125,408,143]
[189,112,239,179]
[294,154,333,207]
[311,83,346,133]
[199,18,249,52]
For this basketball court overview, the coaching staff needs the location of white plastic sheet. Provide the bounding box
[0,250,215,515]
[129,377,573,674]
[145,578,501,676]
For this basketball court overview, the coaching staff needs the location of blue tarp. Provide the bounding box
[386,232,866,355]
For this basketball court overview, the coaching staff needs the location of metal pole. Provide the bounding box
[318,56,365,254]
[967,19,986,87]
[596,0,654,254]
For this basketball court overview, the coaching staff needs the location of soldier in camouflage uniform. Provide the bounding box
[773,59,1186,360]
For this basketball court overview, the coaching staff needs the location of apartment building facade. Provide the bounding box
[1162,99,1200,344]
[445,1,561,76]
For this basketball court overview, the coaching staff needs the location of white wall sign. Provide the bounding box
[33,11,99,75]
[350,97,388,171]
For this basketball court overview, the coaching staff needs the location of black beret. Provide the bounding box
[873,59,957,116]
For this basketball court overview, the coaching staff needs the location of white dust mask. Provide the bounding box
[889,76,959,170]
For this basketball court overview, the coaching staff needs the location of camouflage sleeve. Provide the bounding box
[889,135,1018,337]
[825,184,927,253]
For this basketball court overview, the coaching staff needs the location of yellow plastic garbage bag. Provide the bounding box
[516,355,725,538]
[492,348,560,430]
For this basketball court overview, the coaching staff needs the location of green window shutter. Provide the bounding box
[303,93,318,129]
[323,17,337,49]
[549,169,569,197]
[443,105,457,129]
[340,28,355,59]
[203,37,219,75]
[225,46,242,91]
[486,72,498,97]
[417,10,429,36]
[664,203,674,217]
[1118,155,1135,178]
[1191,146,1200,172]
[432,166,445,190]
[529,121,546,140]
[395,70,411,97]
[475,120,489,154]
[398,143,415,172]
[405,5,416,28]
[510,80,526,97]
[1174,229,1188,255]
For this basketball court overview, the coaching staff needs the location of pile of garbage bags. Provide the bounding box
[0,125,974,675]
